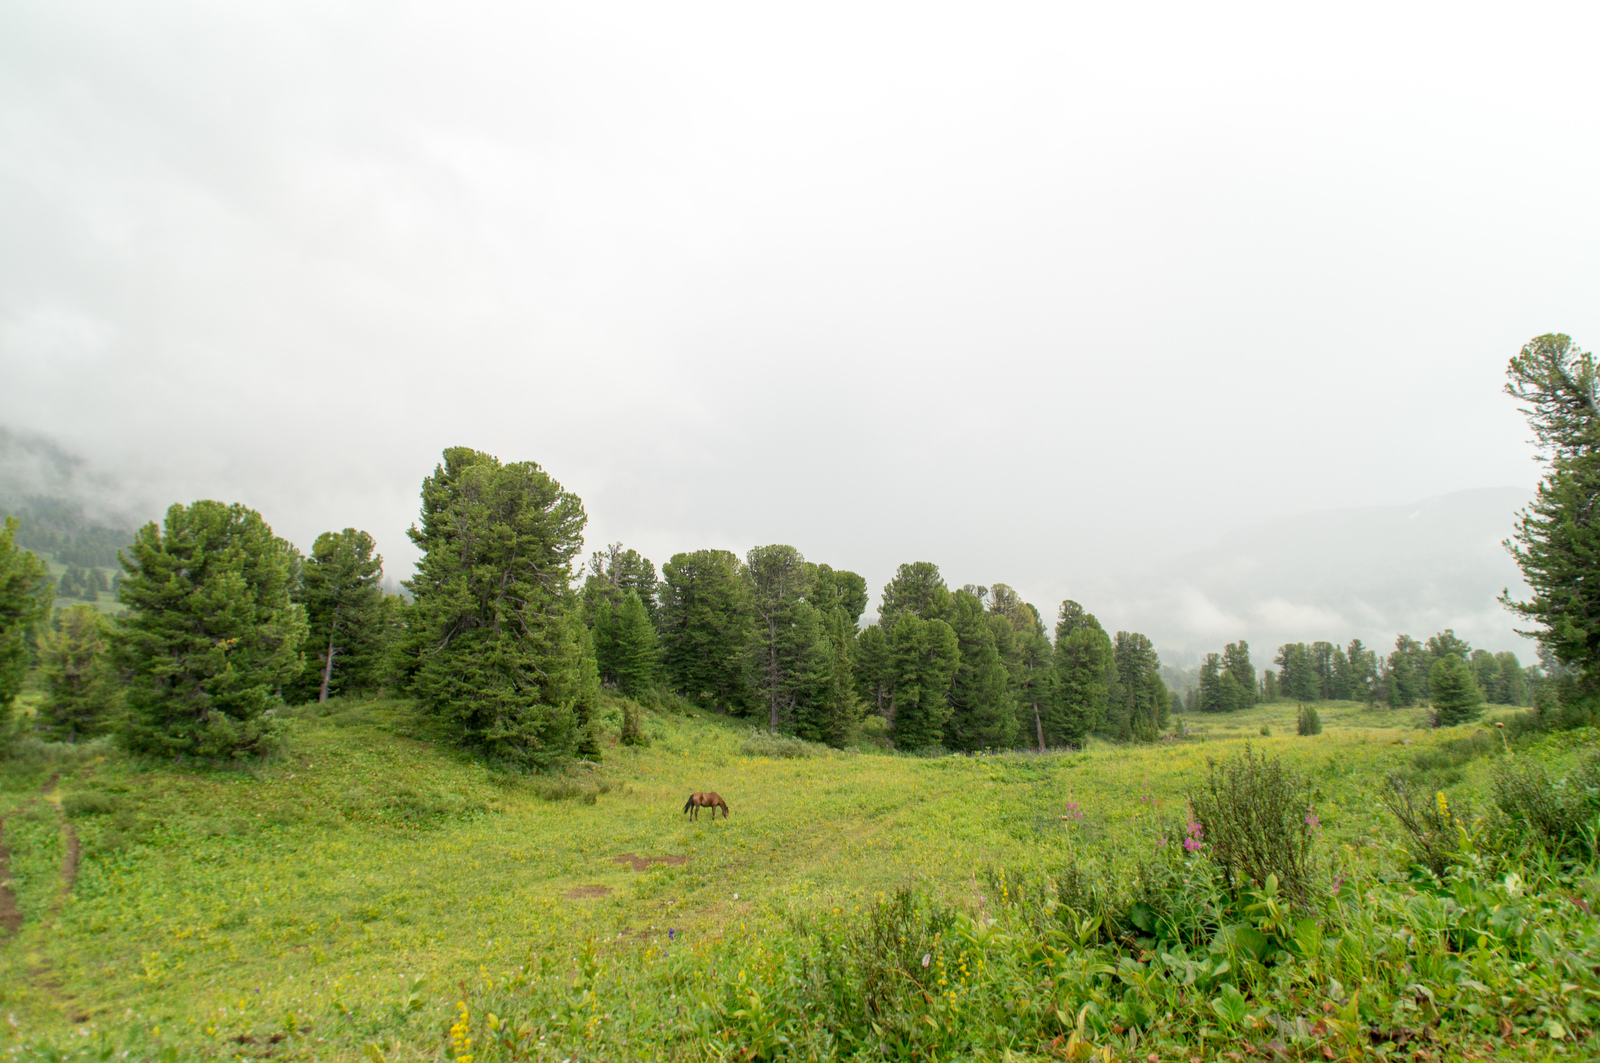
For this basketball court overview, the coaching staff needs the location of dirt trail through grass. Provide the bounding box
[0,814,21,937]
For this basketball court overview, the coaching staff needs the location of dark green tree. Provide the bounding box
[1275,643,1319,702]
[1387,635,1425,707]
[584,543,659,626]
[794,610,859,748]
[989,586,1053,751]
[854,624,892,720]
[0,516,52,734]
[1431,653,1484,726]
[401,448,597,768]
[1469,649,1499,702]
[659,549,753,713]
[1259,669,1279,702]
[294,528,386,703]
[1051,601,1113,744]
[885,612,959,751]
[1427,629,1472,666]
[1311,641,1336,699]
[611,590,661,697]
[877,562,949,629]
[1221,642,1255,707]
[812,565,869,628]
[942,590,1015,751]
[1495,651,1527,705]
[744,544,822,732]
[1503,335,1600,700]
[115,501,306,759]
[38,604,119,741]
[1345,639,1377,703]
[1197,653,1226,712]
[1110,631,1166,740]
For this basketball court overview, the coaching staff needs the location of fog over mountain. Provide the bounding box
[1089,487,1537,664]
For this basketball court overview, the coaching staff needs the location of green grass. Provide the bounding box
[0,695,1581,1059]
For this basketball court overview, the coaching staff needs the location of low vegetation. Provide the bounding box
[0,695,1596,1060]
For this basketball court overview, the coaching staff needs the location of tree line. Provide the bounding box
[4,331,1600,766]
[1181,633,1534,727]
[0,447,1186,765]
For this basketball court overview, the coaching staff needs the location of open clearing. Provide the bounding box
[0,696,1557,1059]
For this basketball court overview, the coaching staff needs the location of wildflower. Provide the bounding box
[922,954,931,968]
[1436,792,1449,818]
[667,928,676,941]
[1305,812,1321,831]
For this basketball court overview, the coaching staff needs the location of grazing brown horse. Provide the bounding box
[683,791,730,821]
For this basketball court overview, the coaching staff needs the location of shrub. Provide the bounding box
[1380,775,1467,878]
[1296,704,1322,736]
[619,699,648,747]
[1487,752,1600,863]
[740,729,821,759]
[1188,745,1319,905]
[1259,724,1272,736]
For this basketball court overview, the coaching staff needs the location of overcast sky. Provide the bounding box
[3,1,1597,639]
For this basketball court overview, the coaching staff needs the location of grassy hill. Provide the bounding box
[0,697,1591,1061]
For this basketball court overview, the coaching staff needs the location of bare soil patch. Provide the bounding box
[564,885,613,899]
[612,853,687,872]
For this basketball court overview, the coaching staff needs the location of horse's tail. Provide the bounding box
[683,795,693,814]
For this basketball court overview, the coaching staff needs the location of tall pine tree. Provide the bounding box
[0,516,52,735]
[294,528,386,703]
[115,501,306,759]
[943,589,1015,751]
[402,448,597,768]
[1051,601,1113,744]
[659,549,753,714]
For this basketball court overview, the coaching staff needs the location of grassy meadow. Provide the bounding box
[0,695,1590,1061]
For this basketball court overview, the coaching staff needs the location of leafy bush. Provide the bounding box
[1296,704,1322,736]
[1380,775,1468,877]
[740,729,821,759]
[524,774,614,805]
[1487,752,1600,862]
[1189,745,1319,905]
[619,698,648,747]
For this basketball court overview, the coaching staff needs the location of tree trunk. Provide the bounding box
[318,629,337,703]
[1033,702,1046,753]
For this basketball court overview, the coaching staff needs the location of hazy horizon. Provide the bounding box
[5,1,1594,664]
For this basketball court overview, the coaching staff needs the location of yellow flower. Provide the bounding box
[1436,792,1449,818]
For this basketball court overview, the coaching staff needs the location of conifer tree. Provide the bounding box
[1495,651,1527,705]
[1198,653,1225,712]
[659,549,753,713]
[401,448,596,768]
[744,544,822,732]
[1503,335,1600,698]
[1345,639,1377,702]
[1259,669,1278,703]
[1275,643,1319,702]
[1387,635,1424,706]
[794,610,859,747]
[1110,631,1164,740]
[853,624,892,721]
[943,589,1015,751]
[811,565,868,627]
[877,562,949,629]
[584,543,659,625]
[295,527,386,703]
[0,517,53,733]
[884,612,959,750]
[1431,653,1484,726]
[1051,601,1113,744]
[1469,649,1499,702]
[115,501,306,759]
[1222,641,1255,707]
[610,589,661,696]
[39,604,119,741]
[988,586,1053,751]
[1216,669,1245,714]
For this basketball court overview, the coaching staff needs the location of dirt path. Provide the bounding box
[0,815,21,937]
[1,775,87,1018]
